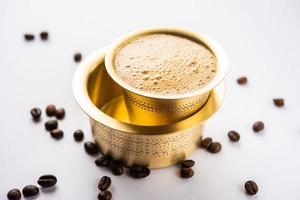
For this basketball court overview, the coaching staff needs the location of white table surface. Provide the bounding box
[1,0,300,199]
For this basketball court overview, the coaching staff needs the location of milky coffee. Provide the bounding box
[115,34,217,96]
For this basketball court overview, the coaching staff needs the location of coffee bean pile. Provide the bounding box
[7,174,57,200]
[44,104,65,139]
[179,160,195,178]
[24,32,49,41]
[200,137,222,153]
[97,176,112,200]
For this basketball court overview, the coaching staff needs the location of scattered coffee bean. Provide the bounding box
[22,185,39,197]
[207,142,222,153]
[84,141,99,155]
[30,108,42,120]
[40,31,48,40]
[180,167,194,178]
[237,76,247,85]
[74,53,82,62]
[45,119,58,131]
[227,130,240,142]
[110,160,124,176]
[50,129,64,139]
[273,98,284,107]
[180,160,195,168]
[73,129,84,141]
[97,191,112,200]
[200,137,213,149]
[129,165,150,178]
[95,156,111,167]
[7,188,21,200]
[24,34,34,41]
[46,104,56,117]
[55,108,65,119]
[37,174,57,187]
[98,176,111,191]
[244,180,258,195]
[253,121,264,132]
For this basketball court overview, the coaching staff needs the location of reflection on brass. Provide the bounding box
[105,27,228,126]
[73,48,225,168]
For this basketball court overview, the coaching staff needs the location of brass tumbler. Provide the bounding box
[105,27,228,126]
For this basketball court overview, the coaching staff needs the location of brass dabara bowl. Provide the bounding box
[73,47,225,168]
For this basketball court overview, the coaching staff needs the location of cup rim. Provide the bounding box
[73,47,225,135]
[105,26,228,100]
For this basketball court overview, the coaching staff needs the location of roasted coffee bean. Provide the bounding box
[207,142,222,153]
[74,53,82,62]
[98,176,111,191]
[200,137,213,149]
[24,34,34,41]
[273,98,284,107]
[227,130,240,142]
[73,129,84,141]
[55,108,65,119]
[50,129,64,139]
[180,167,194,178]
[45,119,58,131]
[97,191,112,200]
[180,160,195,168]
[95,156,111,167]
[30,108,42,120]
[40,31,48,40]
[110,160,124,175]
[253,121,264,132]
[84,141,99,155]
[22,185,39,197]
[37,174,57,187]
[46,104,56,117]
[237,76,247,85]
[129,165,150,178]
[244,180,258,195]
[7,188,21,200]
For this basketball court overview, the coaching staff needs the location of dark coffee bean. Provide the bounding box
[207,142,222,153]
[46,105,56,117]
[129,165,150,178]
[73,129,84,141]
[37,174,57,187]
[22,185,39,197]
[55,108,65,119]
[74,53,82,62]
[200,137,213,149]
[180,167,194,178]
[95,156,111,167]
[45,119,58,131]
[97,191,112,200]
[7,188,21,200]
[237,76,247,85]
[24,34,34,41]
[110,160,124,175]
[30,108,42,120]
[180,160,195,168]
[40,31,48,40]
[244,180,258,195]
[98,176,111,191]
[227,130,240,142]
[50,129,63,139]
[253,121,264,132]
[84,141,99,155]
[273,98,284,107]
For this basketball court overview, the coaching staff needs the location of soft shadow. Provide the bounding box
[41,186,57,193]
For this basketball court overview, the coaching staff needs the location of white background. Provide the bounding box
[1,0,300,199]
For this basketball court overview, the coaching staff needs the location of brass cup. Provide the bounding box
[73,48,225,168]
[105,27,228,126]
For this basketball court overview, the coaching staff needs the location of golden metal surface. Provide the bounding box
[105,27,228,126]
[73,48,225,168]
